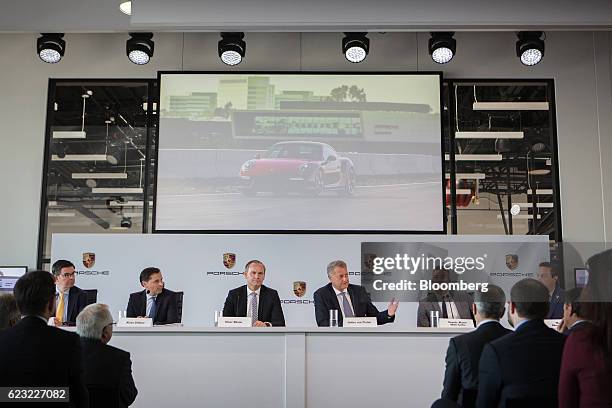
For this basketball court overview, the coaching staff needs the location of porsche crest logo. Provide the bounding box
[505,254,519,271]
[223,253,236,269]
[83,252,96,269]
[293,281,306,297]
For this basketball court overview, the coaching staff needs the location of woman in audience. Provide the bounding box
[559,248,612,407]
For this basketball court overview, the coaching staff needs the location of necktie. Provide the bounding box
[55,292,65,324]
[250,293,258,326]
[441,297,448,319]
[340,292,354,317]
[148,297,157,319]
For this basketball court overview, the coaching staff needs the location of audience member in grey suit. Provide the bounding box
[417,268,474,327]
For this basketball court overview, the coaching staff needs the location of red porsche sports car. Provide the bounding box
[239,141,355,196]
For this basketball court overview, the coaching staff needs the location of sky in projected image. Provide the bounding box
[155,73,443,231]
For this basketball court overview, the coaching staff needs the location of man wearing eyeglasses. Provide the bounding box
[52,259,88,326]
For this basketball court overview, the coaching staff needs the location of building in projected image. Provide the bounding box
[168,92,218,119]
[218,76,275,110]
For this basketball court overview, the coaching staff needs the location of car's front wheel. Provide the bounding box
[307,171,324,196]
[339,167,356,196]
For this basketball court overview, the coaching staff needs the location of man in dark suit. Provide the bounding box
[0,270,89,408]
[314,260,398,327]
[434,285,510,408]
[417,268,474,327]
[52,259,89,326]
[77,303,138,407]
[558,287,590,335]
[476,278,565,408]
[537,262,564,319]
[126,267,180,325]
[222,260,285,327]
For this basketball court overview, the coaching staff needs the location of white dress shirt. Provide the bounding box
[438,299,460,319]
[333,286,355,318]
[54,286,70,322]
[245,287,261,318]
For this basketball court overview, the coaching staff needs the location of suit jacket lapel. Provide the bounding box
[328,284,341,312]
[258,286,267,317]
[67,287,78,321]
[347,285,359,316]
[237,286,247,317]
[140,290,147,317]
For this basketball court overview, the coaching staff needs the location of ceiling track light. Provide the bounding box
[119,0,131,15]
[218,32,246,66]
[516,31,545,66]
[37,33,65,64]
[126,32,154,65]
[429,32,456,64]
[342,32,369,63]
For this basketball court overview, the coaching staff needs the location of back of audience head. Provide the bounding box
[76,303,114,344]
[472,284,506,321]
[564,287,584,319]
[0,293,20,330]
[13,271,55,319]
[580,249,612,365]
[508,278,549,327]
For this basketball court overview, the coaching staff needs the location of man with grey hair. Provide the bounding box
[0,293,20,330]
[314,260,399,327]
[433,285,510,408]
[77,304,138,407]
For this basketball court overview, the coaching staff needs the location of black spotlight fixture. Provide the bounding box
[126,33,154,65]
[429,32,456,64]
[516,31,545,66]
[218,32,246,66]
[342,33,369,63]
[37,33,65,64]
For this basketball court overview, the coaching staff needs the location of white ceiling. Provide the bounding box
[1,0,611,33]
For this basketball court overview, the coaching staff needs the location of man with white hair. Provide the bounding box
[77,304,138,407]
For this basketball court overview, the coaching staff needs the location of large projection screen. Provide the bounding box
[155,72,444,232]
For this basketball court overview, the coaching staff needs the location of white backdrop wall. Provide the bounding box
[1,31,612,268]
[51,233,548,327]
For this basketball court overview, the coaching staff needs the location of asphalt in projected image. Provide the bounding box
[155,176,442,231]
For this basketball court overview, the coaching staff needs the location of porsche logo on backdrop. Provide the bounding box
[223,253,236,269]
[293,281,306,297]
[82,252,96,269]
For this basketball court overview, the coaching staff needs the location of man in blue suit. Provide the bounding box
[314,260,398,327]
[52,259,89,326]
[537,262,564,319]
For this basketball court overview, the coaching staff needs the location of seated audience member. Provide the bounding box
[77,303,138,407]
[52,259,88,326]
[477,278,565,408]
[558,287,590,335]
[222,260,285,327]
[127,267,180,324]
[314,260,398,327]
[537,261,564,319]
[417,268,473,327]
[433,285,510,408]
[559,249,612,408]
[0,293,20,330]
[0,271,88,408]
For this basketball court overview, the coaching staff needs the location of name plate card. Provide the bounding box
[544,319,562,329]
[117,317,153,328]
[217,317,252,327]
[343,317,377,327]
[438,319,475,329]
